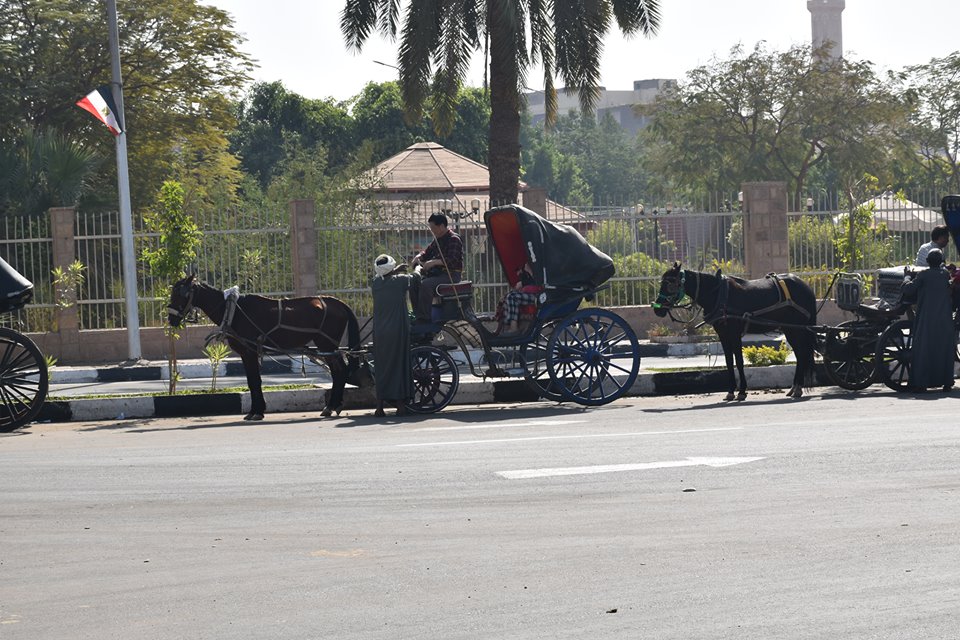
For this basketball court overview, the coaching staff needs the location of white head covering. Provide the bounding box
[374,254,397,277]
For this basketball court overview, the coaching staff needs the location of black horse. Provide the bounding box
[654,263,818,400]
[167,275,366,420]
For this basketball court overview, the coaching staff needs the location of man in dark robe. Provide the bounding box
[371,254,421,416]
[903,249,956,391]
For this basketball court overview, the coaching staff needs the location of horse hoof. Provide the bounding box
[374,409,385,418]
[244,413,264,421]
[723,392,735,402]
[736,392,747,401]
[785,388,795,397]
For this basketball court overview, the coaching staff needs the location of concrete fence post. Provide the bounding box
[289,199,318,296]
[48,206,80,360]
[522,188,548,217]
[741,182,789,279]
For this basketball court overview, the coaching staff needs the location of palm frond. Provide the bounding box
[398,0,441,124]
[611,0,661,36]
[341,0,400,50]
[431,1,475,135]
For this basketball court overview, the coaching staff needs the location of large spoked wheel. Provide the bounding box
[545,309,640,406]
[519,320,566,402]
[875,319,912,392]
[821,320,879,391]
[0,327,48,432]
[405,345,459,414]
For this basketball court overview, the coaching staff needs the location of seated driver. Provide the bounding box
[408,213,463,325]
[500,262,543,336]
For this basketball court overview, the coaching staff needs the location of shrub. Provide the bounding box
[742,341,791,366]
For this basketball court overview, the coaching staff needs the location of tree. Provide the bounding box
[340,0,661,203]
[893,52,960,192]
[0,0,253,211]
[0,128,104,216]
[645,44,906,203]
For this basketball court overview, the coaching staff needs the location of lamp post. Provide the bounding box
[806,196,814,212]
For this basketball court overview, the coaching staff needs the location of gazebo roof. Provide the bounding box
[371,142,499,192]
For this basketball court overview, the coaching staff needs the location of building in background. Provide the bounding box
[524,78,676,136]
[808,0,845,59]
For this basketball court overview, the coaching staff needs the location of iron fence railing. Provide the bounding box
[1,188,954,332]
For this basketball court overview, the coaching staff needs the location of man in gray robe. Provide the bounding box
[371,254,421,416]
[902,249,956,391]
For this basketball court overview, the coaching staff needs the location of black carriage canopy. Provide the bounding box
[942,194,960,255]
[483,204,614,293]
[0,256,33,313]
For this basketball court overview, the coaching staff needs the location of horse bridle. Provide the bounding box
[653,270,694,310]
[167,282,200,325]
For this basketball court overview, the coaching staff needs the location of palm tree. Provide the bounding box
[341,0,661,204]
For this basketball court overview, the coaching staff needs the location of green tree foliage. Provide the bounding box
[0,0,253,211]
[892,52,960,192]
[0,128,103,216]
[340,0,661,203]
[141,181,202,288]
[645,44,906,204]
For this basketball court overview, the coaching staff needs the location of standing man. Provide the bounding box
[916,225,950,266]
[902,249,955,392]
[409,212,463,324]
[371,254,420,417]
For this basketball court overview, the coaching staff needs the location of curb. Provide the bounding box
[36,364,829,424]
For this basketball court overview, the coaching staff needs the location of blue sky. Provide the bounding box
[205,1,960,102]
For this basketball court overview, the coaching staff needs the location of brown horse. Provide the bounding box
[167,275,366,420]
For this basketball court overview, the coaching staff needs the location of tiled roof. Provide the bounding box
[371,142,499,192]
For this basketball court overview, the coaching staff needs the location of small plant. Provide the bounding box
[43,356,57,382]
[52,260,86,309]
[647,323,676,338]
[202,340,231,391]
[743,341,792,366]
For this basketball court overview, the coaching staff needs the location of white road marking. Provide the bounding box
[396,426,742,448]
[497,456,766,479]
[414,420,587,432]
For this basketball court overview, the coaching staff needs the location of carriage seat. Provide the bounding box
[435,281,472,300]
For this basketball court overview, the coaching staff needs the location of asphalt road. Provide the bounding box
[2,389,959,639]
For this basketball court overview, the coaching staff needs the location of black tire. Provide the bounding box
[545,309,640,406]
[405,345,459,414]
[518,320,566,402]
[821,320,879,391]
[875,319,913,392]
[0,327,49,432]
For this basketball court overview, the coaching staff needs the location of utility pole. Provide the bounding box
[106,0,142,360]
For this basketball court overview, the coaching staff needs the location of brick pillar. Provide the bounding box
[49,207,80,360]
[742,182,789,278]
[289,199,318,296]
[522,187,547,217]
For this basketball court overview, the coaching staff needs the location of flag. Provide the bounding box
[76,85,123,136]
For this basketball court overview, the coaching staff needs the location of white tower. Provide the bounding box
[807,0,845,59]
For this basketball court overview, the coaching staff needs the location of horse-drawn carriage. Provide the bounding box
[401,204,641,411]
[653,194,960,399]
[0,257,49,432]
[169,204,641,419]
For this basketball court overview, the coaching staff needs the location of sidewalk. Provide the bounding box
[39,336,805,423]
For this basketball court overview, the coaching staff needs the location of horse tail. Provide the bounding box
[325,296,362,376]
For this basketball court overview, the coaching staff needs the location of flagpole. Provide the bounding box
[106,0,142,361]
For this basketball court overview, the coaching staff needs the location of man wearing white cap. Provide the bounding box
[371,254,421,416]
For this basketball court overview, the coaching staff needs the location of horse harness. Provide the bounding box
[207,289,340,357]
[704,273,811,329]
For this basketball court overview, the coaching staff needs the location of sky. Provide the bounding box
[205,1,960,103]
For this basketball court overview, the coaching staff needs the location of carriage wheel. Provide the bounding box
[875,319,913,392]
[545,309,640,406]
[821,320,878,391]
[405,345,459,414]
[0,328,49,432]
[518,320,566,402]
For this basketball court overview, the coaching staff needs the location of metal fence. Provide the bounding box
[316,201,745,316]
[4,187,953,332]
[787,189,956,298]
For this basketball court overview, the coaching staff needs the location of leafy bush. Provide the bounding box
[742,341,791,366]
